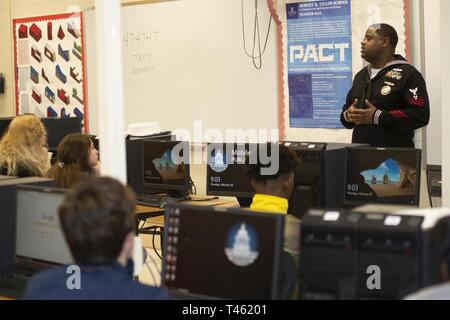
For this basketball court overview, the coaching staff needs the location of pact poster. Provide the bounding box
[287,0,353,129]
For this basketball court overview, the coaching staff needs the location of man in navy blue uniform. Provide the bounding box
[341,23,430,148]
[24,177,169,300]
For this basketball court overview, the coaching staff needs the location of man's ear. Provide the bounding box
[381,36,390,48]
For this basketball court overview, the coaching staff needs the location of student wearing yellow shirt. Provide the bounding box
[247,144,297,215]
[246,144,299,299]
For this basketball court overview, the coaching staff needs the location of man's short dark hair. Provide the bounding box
[59,177,136,265]
[246,144,299,183]
[370,23,399,49]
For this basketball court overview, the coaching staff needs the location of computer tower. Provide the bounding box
[281,142,326,218]
[282,142,367,218]
[355,211,423,299]
[0,177,55,276]
[354,205,450,289]
[300,209,360,299]
[300,206,450,300]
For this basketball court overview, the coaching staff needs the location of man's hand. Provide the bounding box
[347,99,377,125]
[344,99,358,123]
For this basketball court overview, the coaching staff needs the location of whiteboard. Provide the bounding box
[84,0,278,141]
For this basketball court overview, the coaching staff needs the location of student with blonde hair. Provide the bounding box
[47,133,100,189]
[0,114,50,177]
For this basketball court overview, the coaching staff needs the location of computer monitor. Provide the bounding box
[141,140,190,196]
[163,204,284,299]
[343,147,421,207]
[0,177,55,276]
[41,117,82,152]
[0,117,13,138]
[206,143,264,198]
[15,185,73,265]
[126,134,174,196]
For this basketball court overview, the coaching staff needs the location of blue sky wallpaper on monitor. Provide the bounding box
[361,159,401,184]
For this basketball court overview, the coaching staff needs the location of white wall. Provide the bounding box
[423,0,441,166]
[441,0,450,207]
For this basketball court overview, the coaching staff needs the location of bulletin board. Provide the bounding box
[13,12,88,131]
[269,0,412,142]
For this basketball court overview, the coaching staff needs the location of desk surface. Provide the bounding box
[144,197,239,227]
[134,197,238,215]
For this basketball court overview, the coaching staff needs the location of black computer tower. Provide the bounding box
[0,177,55,276]
[300,209,360,299]
[300,206,443,300]
[281,142,326,218]
[282,142,367,218]
[356,212,423,299]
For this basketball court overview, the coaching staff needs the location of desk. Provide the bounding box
[136,197,238,230]
[135,197,239,257]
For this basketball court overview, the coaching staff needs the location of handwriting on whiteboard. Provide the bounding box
[129,52,155,76]
[124,31,159,76]
[123,31,159,48]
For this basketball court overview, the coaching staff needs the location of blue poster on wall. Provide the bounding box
[287,0,353,129]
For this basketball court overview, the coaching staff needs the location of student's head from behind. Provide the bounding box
[47,133,99,188]
[59,177,135,266]
[246,144,299,200]
[430,216,450,281]
[0,114,49,176]
[361,23,398,63]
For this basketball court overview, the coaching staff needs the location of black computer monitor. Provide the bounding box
[15,185,73,265]
[41,117,82,151]
[126,134,174,196]
[0,117,13,138]
[343,147,421,207]
[0,177,55,276]
[206,143,260,198]
[141,140,190,196]
[163,204,284,299]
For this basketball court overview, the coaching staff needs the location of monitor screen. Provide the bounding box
[142,140,190,193]
[344,148,421,206]
[41,117,83,151]
[0,117,13,138]
[206,143,257,198]
[163,204,284,299]
[15,186,73,265]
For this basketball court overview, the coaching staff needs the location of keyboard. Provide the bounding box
[136,194,183,208]
[0,272,29,298]
[136,194,167,207]
[0,259,59,298]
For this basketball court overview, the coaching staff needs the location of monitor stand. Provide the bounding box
[236,196,253,208]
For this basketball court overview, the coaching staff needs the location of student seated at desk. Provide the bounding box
[0,115,50,177]
[46,133,100,189]
[246,144,299,300]
[23,177,169,300]
[405,216,450,300]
